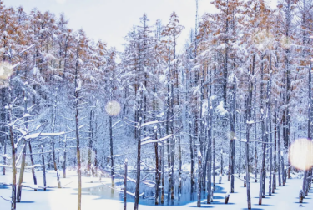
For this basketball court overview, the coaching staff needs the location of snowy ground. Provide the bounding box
[0,169,313,210]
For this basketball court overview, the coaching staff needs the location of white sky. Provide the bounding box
[5,0,217,52]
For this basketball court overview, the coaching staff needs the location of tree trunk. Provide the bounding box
[246,57,254,209]
[245,95,252,210]
[239,114,242,178]
[109,115,114,194]
[41,145,47,191]
[134,96,142,210]
[273,99,278,193]
[197,151,202,207]
[8,96,17,210]
[17,91,30,201]
[27,141,37,189]
[1,89,6,176]
[189,121,195,195]
[277,102,282,186]
[230,77,236,193]
[254,78,258,183]
[154,126,160,205]
[124,159,128,210]
[282,153,285,186]
[88,109,94,174]
[17,141,27,202]
[170,84,175,201]
[260,54,266,201]
[161,125,165,204]
[63,136,67,178]
[178,136,182,195]
[206,104,213,203]
[303,62,312,196]
[267,67,273,196]
[213,137,215,191]
[74,53,82,210]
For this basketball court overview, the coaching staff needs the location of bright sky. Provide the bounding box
[5,0,217,52]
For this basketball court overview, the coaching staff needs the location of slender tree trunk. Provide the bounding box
[154,126,160,205]
[88,109,94,174]
[27,141,37,189]
[94,120,98,176]
[213,137,215,191]
[230,77,236,193]
[206,104,213,203]
[303,62,311,196]
[8,96,17,210]
[268,64,273,195]
[282,152,286,186]
[239,114,242,178]
[2,135,6,176]
[63,136,67,178]
[161,125,165,204]
[17,91,29,201]
[1,89,6,176]
[124,159,128,210]
[273,99,277,193]
[74,54,82,210]
[134,95,142,210]
[277,102,282,186]
[246,58,254,209]
[17,141,27,202]
[197,151,202,207]
[189,121,195,195]
[109,115,114,194]
[178,136,182,195]
[220,151,223,179]
[245,95,252,210]
[51,92,58,172]
[254,78,258,183]
[260,54,266,201]
[41,145,47,191]
[170,84,175,201]
[305,64,312,196]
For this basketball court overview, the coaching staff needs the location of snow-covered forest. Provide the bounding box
[1,0,313,209]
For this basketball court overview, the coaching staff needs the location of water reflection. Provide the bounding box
[82,172,224,206]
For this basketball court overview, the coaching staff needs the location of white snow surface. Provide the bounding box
[1,170,313,209]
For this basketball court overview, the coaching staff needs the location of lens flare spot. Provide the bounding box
[0,62,14,87]
[105,100,121,116]
[289,139,313,171]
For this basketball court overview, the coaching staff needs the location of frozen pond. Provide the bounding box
[81,172,225,206]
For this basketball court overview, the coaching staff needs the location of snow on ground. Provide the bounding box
[0,169,313,210]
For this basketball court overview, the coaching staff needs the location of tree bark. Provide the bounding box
[74,50,82,210]
[88,109,94,174]
[189,121,195,195]
[8,93,17,210]
[109,115,114,194]
[134,93,142,210]
[197,151,202,207]
[230,77,236,193]
[245,95,252,210]
[124,159,128,210]
[41,145,47,191]
[206,103,213,203]
[63,136,67,178]
[154,126,160,205]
